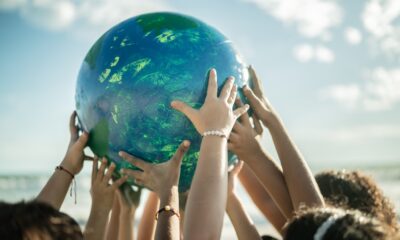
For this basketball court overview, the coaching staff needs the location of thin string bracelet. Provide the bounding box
[55,165,77,204]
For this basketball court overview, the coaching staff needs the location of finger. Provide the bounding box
[248,65,264,97]
[112,176,128,190]
[69,111,79,140]
[243,86,265,114]
[119,151,149,171]
[84,155,94,161]
[121,169,145,180]
[252,114,264,135]
[170,101,197,121]
[91,156,98,184]
[219,76,234,101]
[235,98,251,127]
[227,84,238,106]
[74,132,89,150]
[97,157,107,182]
[171,140,190,165]
[232,121,242,132]
[233,104,249,119]
[206,68,218,99]
[103,162,116,184]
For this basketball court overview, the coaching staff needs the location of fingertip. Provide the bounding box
[118,151,124,157]
[102,157,107,163]
[183,140,191,147]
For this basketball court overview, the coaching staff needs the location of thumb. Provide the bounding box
[74,132,89,150]
[171,100,197,121]
[171,140,191,165]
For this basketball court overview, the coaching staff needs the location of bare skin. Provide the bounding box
[171,69,249,239]
[36,111,93,209]
[137,191,160,240]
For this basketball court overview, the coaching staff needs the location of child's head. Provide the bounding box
[284,207,394,240]
[315,169,398,231]
[0,200,83,240]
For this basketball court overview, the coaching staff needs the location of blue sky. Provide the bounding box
[0,0,399,174]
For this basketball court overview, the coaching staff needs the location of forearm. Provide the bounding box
[184,136,228,239]
[106,200,121,240]
[36,164,73,209]
[239,164,287,233]
[118,210,135,240]
[137,192,159,240]
[244,152,294,219]
[155,186,180,240]
[227,193,261,240]
[268,117,324,209]
[85,206,110,240]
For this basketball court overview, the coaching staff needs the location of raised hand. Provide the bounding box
[90,157,127,211]
[62,111,93,175]
[229,98,265,161]
[171,69,249,136]
[119,140,190,196]
[243,67,278,128]
[227,161,244,196]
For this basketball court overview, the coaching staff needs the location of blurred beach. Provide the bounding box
[0,164,399,239]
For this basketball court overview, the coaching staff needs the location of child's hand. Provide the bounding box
[243,66,279,128]
[90,157,127,212]
[227,161,244,197]
[62,111,93,175]
[229,98,265,161]
[119,140,190,197]
[171,69,249,136]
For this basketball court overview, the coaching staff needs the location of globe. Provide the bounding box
[76,12,249,191]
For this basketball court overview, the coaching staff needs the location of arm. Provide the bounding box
[36,111,92,209]
[116,187,141,240]
[85,158,127,240]
[120,141,190,240]
[229,98,294,220]
[137,191,159,240]
[171,69,249,239]
[105,196,121,240]
[243,66,324,209]
[227,161,261,240]
[239,164,287,233]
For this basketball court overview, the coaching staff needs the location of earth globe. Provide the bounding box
[76,12,249,192]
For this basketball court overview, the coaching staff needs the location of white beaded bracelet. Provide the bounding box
[202,130,227,139]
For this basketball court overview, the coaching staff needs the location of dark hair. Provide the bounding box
[0,200,83,240]
[315,170,398,231]
[284,207,394,240]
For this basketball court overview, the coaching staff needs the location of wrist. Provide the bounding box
[60,158,79,175]
[90,203,111,217]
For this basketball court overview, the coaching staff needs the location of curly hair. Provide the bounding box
[284,207,396,240]
[0,200,83,240]
[315,170,398,232]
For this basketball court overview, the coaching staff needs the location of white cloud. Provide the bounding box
[293,44,335,63]
[321,67,400,111]
[244,0,342,39]
[362,0,400,57]
[344,27,362,45]
[0,0,173,31]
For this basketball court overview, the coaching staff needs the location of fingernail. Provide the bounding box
[110,163,115,168]
[102,158,107,163]
[120,169,125,174]
[118,151,123,157]
[183,140,191,147]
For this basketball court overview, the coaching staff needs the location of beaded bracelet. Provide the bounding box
[155,205,180,220]
[55,165,77,204]
[202,130,227,139]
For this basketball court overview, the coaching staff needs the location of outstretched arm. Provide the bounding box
[36,111,92,209]
[120,141,190,240]
[226,161,261,240]
[238,163,287,233]
[137,191,159,240]
[243,66,324,210]
[171,69,249,239]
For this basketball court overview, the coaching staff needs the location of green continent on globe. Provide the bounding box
[76,12,249,191]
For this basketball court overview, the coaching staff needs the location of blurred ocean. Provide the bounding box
[0,165,399,239]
